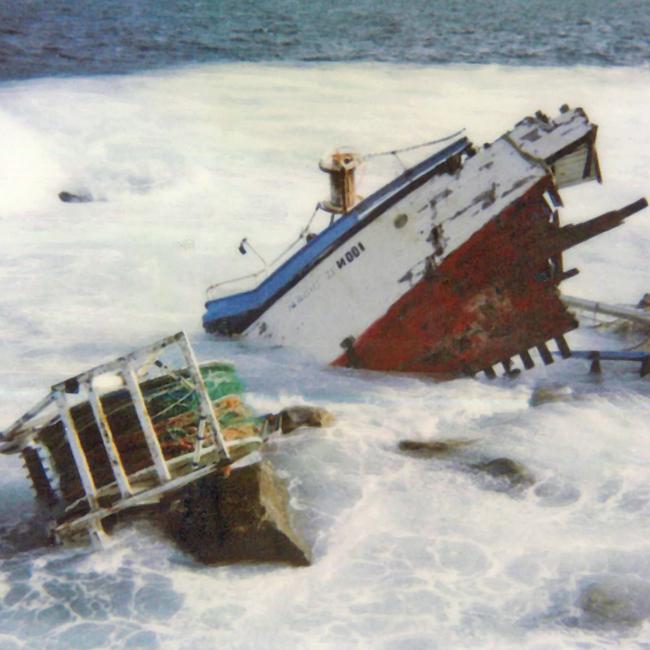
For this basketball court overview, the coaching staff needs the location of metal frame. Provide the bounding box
[0,332,233,546]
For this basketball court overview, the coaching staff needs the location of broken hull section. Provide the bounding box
[333,180,578,375]
[203,107,645,377]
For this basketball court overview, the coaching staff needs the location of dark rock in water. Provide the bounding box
[166,459,310,566]
[578,577,650,629]
[470,457,535,490]
[398,438,476,458]
[397,441,533,496]
[533,478,580,506]
[266,405,334,434]
[58,191,93,203]
[529,384,573,407]
[637,293,650,310]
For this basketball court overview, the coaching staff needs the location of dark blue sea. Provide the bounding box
[1,0,649,81]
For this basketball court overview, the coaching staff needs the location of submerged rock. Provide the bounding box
[398,438,476,458]
[637,293,650,310]
[58,191,94,203]
[166,459,311,566]
[578,577,650,629]
[470,457,535,491]
[533,478,580,506]
[398,440,533,495]
[267,405,334,434]
[529,384,573,407]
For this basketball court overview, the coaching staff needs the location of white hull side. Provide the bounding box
[244,140,547,362]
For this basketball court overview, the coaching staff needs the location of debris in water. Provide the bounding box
[470,457,535,491]
[0,332,332,565]
[529,384,574,407]
[398,438,477,458]
[58,191,94,203]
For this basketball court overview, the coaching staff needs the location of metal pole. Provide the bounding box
[176,334,230,461]
[562,294,650,326]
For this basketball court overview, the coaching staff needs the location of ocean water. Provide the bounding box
[1,3,650,648]
[1,0,650,81]
[1,63,649,649]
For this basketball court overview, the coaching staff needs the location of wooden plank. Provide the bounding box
[122,364,171,483]
[536,342,554,365]
[519,350,535,369]
[21,446,57,504]
[55,458,232,537]
[86,381,133,498]
[554,335,571,359]
[53,390,100,510]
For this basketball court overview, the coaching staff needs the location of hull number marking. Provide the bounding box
[336,242,366,269]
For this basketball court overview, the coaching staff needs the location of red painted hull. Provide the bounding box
[333,180,578,375]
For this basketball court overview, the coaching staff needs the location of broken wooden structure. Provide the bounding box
[0,332,312,563]
[559,295,650,376]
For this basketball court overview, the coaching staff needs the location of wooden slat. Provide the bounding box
[519,350,535,369]
[53,390,100,510]
[86,381,133,498]
[56,458,231,537]
[554,335,572,359]
[536,342,554,365]
[122,364,171,483]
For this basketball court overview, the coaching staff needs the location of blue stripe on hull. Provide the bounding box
[203,137,469,333]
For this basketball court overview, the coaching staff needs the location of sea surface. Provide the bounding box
[1,0,650,81]
[1,4,650,650]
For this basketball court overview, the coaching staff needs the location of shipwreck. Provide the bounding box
[203,106,648,378]
[3,105,649,564]
[0,332,331,564]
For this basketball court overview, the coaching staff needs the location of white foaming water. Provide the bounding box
[0,64,649,649]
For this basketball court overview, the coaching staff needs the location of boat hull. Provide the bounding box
[203,107,645,377]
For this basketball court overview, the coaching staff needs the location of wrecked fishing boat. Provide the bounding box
[0,332,331,564]
[203,106,647,378]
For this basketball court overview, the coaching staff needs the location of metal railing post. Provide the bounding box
[52,389,107,546]
[176,334,230,461]
[122,363,172,483]
[86,380,133,498]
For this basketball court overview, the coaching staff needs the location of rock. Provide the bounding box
[578,577,650,629]
[166,459,311,566]
[58,191,93,203]
[533,478,580,506]
[529,384,573,407]
[470,457,535,490]
[266,406,334,435]
[637,293,650,310]
[398,438,476,458]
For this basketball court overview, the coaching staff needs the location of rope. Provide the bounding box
[363,129,466,160]
[267,203,323,267]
